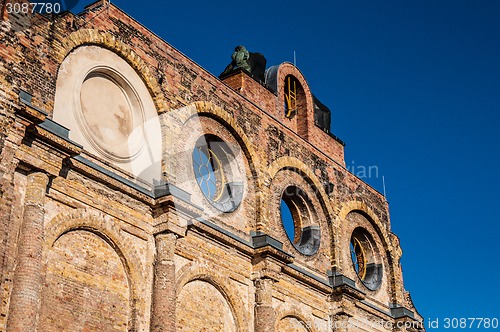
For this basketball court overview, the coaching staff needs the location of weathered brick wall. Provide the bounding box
[0,2,423,332]
[174,231,253,331]
[177,280,237,331]
[276,317,309,332]
[39,230,130,331]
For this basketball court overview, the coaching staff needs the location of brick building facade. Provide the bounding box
[0,1,424,331]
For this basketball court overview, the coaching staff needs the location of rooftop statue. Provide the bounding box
[220,45,267,82]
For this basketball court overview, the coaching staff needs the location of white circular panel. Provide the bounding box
[77,70,144,161]
[53,45,163,183]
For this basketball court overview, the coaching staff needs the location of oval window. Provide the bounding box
[280,186,320,255]
[192,135,243,212]
[350,228,383,291]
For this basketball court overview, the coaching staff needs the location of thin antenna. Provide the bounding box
[293,51,296,67]
[382,175,387,198]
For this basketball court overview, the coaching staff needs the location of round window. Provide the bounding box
[192,135,243,212]
[280,186,320,256]
[350,228,383,290]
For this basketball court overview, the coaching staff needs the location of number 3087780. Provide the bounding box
[5,2,61,14]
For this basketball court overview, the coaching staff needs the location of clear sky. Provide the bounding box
[73,0,500,330]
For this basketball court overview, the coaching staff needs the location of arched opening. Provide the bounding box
[283,74,308,137]
[277,316,311,332]
[280,185,320,256]
[192,135,244,212]
[350,227,383,291]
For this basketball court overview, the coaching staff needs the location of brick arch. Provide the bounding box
[43,208,148,330]
[172,101,264,219]
[267,156,335,224]
[338,201,392,253]
[266,156,337,265]
[274,306,319,332]
[338,201,402,302]
[175,263,248,331]
[276,63,314,112]
[53,29,168,112]
[178,101,261,183]
[276,63,315,138]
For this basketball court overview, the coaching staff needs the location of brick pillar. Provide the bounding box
[151,232,177,332]
[6,172,49,332]
[254,277,276,332]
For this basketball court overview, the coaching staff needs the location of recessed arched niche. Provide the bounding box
[344,211,386,293]
[39,230,130,331]
[276,316,310,332]
[177,280,237,332]
[53,46,162,183]
[268,164,333,274]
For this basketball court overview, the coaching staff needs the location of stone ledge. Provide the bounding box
[390,304,415,319]
[283,263,332,293]
[30,119,83,156]
[188,217,254,256]
[17,90,47,123]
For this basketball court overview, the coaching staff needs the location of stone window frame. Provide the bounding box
[280,185,321,256]
[192,134,244,213]
[350,227,383,291]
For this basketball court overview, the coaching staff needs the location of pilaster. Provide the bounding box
[151,232,178,332]
[254,277,277,332]
[6,172,49,332]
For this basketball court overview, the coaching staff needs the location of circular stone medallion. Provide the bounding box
[78,71,144,161]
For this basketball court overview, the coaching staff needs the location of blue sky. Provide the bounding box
[73,0,499,329]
